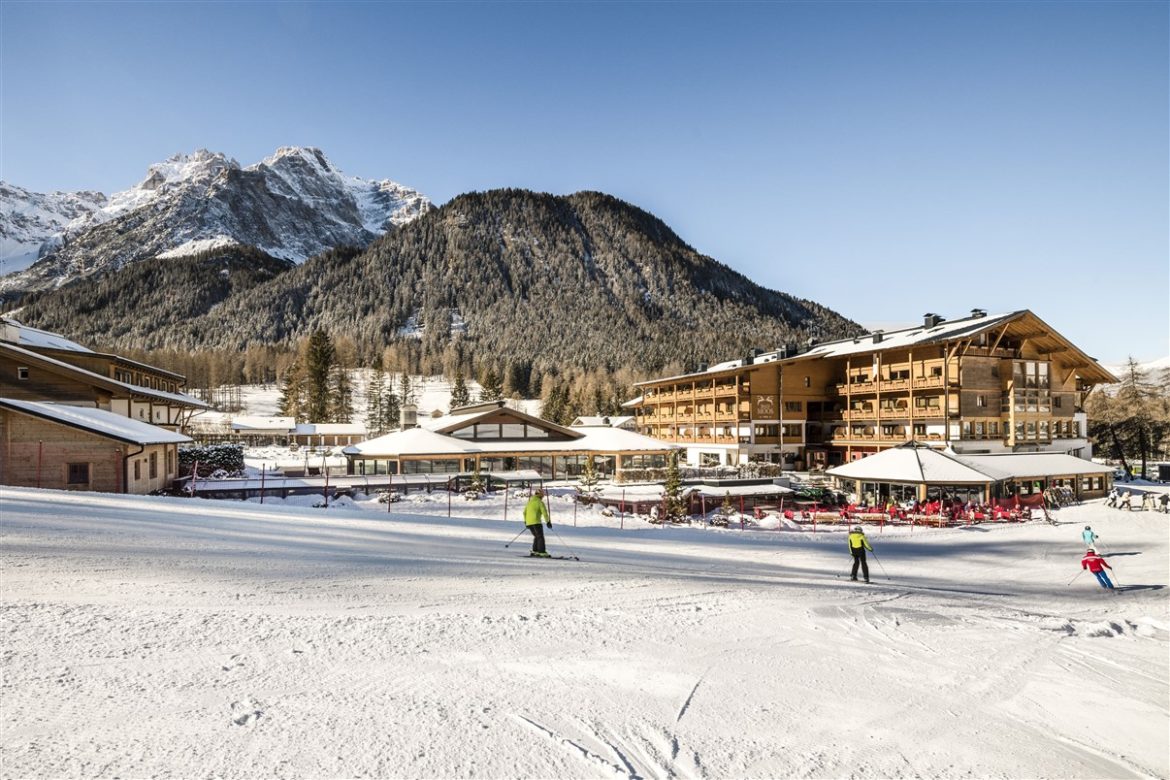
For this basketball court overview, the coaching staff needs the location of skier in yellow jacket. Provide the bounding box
[848,526,873,583]
[524,488,552,557]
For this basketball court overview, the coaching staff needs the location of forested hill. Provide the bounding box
[14,189,863,374]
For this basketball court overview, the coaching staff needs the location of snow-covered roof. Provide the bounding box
[423,401,582,439]
[635,310,1117,388]
[827,442,1113,484]
[620,396,644,409]
[797,312,1020,362]
[955,452,1112,480]
[232,416,295,432]
[0,317,93,353]
[826,443,993,484]
[294,423,367,435]
[0,342,209,409]
[344,421,677,458]
[0,399,192,445]
[345,427,484,457]
[571,416,635,428]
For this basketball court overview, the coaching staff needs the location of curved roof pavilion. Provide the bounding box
[343,401,679,479]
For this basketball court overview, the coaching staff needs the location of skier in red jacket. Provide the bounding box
[1081,548,1114,589]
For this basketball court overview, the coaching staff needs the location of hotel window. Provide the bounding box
[149,452,158,479]
[17,366,29,380]
[976,395,986,408]
[962,422,972,438]
[782,424,802,438]
[134,461,141,480]
[784,401,802,413]
[975,422,985,437]
[1054,396,1062,408]
[1039,421,1050,440]
[803,376,811,388]
[913,424,926,437]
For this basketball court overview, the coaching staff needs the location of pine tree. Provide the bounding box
[305,329,335,423]
[365,370,386,434]
[398,373,416,407]
[478,366,503,401]
[662,452,686,522]
[450,370,471,411]
[278,361,305,421]
[380,382,401,432]
[542,380,573,425]
[330,367,354,423]
[719,491,735,525]
[575,456,602,505]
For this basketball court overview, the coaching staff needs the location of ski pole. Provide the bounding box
[868,550,890,580]
[549,525,581,560]
[504,527,528,548]
[1066,569,1084,586]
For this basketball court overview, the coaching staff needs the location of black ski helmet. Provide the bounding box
[1085,525,1091,530]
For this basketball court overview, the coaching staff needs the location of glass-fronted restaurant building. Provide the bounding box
[343,401,677,482]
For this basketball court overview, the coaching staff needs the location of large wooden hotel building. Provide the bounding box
[629,310,1117,470]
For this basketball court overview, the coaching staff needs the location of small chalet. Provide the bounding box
[0,399,191,494]
[343,401,678,481]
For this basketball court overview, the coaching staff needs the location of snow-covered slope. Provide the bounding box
[0,147,430,295]
[0,182,106,274]
[2,488,1167,778]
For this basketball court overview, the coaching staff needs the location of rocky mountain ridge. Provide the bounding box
[0,147,431,298]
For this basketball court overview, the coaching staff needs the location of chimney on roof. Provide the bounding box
[872,330,884,344]
[698,362,708,372]
[807,337,818,349]
[400,403,418,429]
[970,308,987,318]
[923,313,944,328]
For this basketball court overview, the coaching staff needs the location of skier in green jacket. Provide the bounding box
[847,526,873,583]
[524,488,552,557]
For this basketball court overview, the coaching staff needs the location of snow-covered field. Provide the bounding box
[2,488,1167,779]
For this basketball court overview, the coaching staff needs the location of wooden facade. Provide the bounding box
[0,327,205,431]
[0,407,183,494]
[633,310,1117,469]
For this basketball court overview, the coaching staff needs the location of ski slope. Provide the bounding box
[1,488,1167,779]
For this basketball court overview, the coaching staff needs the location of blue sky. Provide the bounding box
[2,1,1166,365]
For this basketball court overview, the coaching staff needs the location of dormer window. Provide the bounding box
[17,366,29,380]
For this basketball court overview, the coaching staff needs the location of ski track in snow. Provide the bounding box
[0,487,1167,778]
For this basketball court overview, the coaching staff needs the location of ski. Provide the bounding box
[522,554,580,561]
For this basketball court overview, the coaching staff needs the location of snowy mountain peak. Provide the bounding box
[0,183,107,275]
[0,147,433,294]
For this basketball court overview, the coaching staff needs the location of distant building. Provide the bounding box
[228,416,367,447]
[344,401,677,481]
[570,415,638,431]
[630,309,1117,470]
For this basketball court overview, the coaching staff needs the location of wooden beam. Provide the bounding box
[989,323,1010,353]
